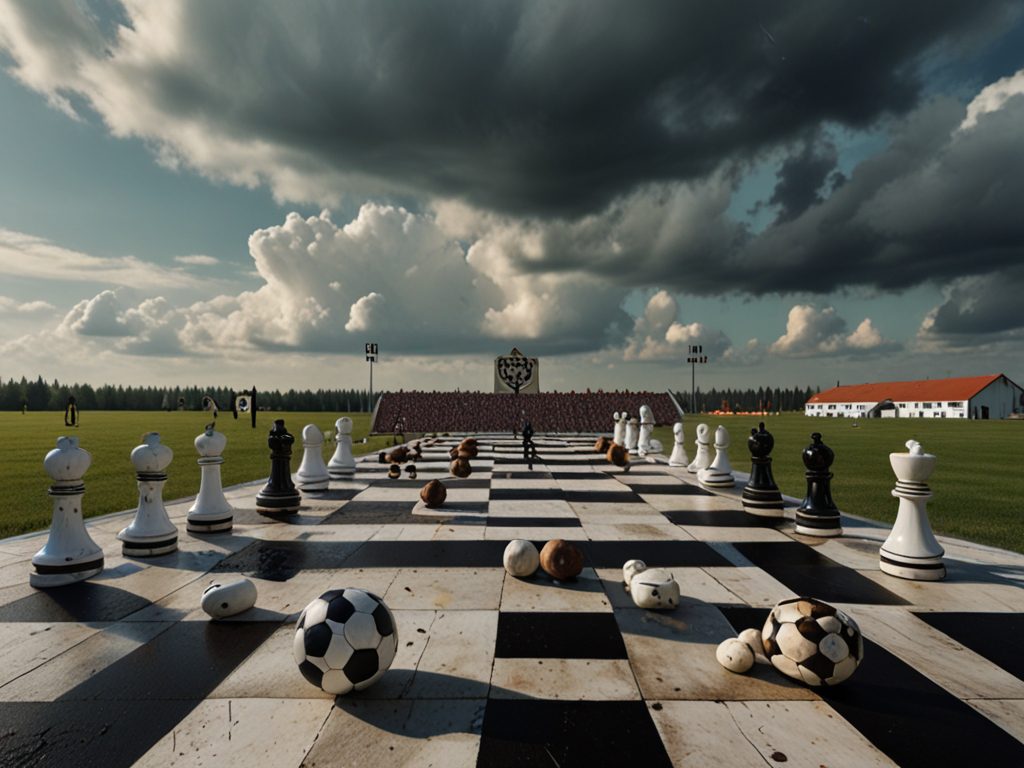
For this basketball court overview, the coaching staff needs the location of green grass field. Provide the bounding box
[2,410,1021,554]
[0,411,403,540]
[654,413,1024,554]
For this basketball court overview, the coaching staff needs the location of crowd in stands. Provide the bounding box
[372,391,678,433]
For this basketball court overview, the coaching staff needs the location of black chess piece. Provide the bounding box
[794,432,842,537]
[742,422,784,518]
[256,419,301,514]
[522,420,537,470]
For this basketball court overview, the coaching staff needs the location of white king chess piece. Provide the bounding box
[668,422,689,467]
[879,440,945,581]
[687,423,711,474]
[613,411,628,446]
[637,405,655,457]
[118,432,178,556]
[699,425,735,488]
[187,425,235,533]
[328,416,356,478]
[31,436,104,587]
[296,423,331,492]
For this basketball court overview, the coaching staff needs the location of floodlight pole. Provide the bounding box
[365,342,378,413]
[687,345,708,415]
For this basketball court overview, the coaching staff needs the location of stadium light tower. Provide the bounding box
[687,344,708,414]
[365,342,378,412]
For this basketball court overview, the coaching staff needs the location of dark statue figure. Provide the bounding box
[256,419,302,513]
[521,419,538,470]
[794,432,842,537]
[64,396,78,427]
[742,422,784,517]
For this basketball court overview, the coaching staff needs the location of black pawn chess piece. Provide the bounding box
[742,422,784,518]
[794,432,842,537]
[256,419,301,514]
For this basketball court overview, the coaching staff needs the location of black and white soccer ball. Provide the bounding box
[293,588,398,695]
[761,597,863,687]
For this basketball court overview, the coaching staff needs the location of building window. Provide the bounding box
[923,402,932,408]
[949,401,962,408]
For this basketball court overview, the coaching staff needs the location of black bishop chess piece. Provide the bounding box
[256,419,302,514]
[742,422,785,518]
[794,432,842,537]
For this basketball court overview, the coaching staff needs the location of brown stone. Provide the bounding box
[458,440,479,459]
[539,539,584,581]
[420,479,447,508]
[386,446,409,464]
[606,443,629,467]
[595,436,612,453]
[449,446,460,460]
[450,458,472,478]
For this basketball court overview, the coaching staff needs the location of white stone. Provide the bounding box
[622,559,647,588]
[716,638,755,673]
[668,422,689,467]
[880,439,945,581]
[327,417,356,478]
[503,539,540,577]
[187,426,234,533]
[30,436,104,588]
[687,423,711,474]
[296,423,331,492]
[737,627,765,659]
[698,425,735,488]
[118,432,178,557]
[637,404,655,456]
[201,578,258,619]
[629,568,680,609]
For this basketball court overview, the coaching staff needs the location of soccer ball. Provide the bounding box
[293,588,398,695]
[761,597,863,687]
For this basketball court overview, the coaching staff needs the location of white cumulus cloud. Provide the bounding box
[770,305,895,357]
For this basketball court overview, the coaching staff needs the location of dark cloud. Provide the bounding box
[925,266,1024,337]
[767,135,840,223]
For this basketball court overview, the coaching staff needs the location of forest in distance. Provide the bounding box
[0,375,820,415]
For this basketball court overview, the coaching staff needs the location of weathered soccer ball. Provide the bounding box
[294,588,398,695]
[716,637,755,673]
[539,539,584,580]
[503,539,539,577]
[761,597,863,687]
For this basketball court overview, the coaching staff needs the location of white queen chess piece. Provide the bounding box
[187,425,235,533]
[30,436,104,587]
[687,423,712,474]
[625,416,639,454]
[118,432,178,556]
[296,423,331,492]
[328,417,356,478]
[668,422,689,467]
[699,425,735,488]
[637,404,655,457]
[879,440,945,581]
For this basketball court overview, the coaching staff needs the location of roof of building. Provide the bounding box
[806,374,1012,405]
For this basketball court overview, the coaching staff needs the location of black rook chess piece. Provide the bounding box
[794,432,842,537]
[742,422,784,518]
[256,419,302,514]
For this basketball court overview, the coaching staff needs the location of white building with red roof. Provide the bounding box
[804,374,1023,420]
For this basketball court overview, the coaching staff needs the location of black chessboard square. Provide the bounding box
[495,612,627,659]
[662,509,786,527]
[485,516,581,527]
[626,482,714,496]
[550,471,608,481]
[914,612,1024,681]
[489,488,565,501]
[582,540,731,568]
[565,490,644,504]
[492,471,554,480]
[0,581,153,623]
[477,700,672,768]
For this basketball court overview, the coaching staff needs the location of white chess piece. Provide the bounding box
[637,404,655,457]
[612,412,622,445]
[118,432,178,556]
[30,436,104,587]
[613,412,627,446]
[625,417,639,454]
[687,423,711,474]
[328,417,356,478]
[699,425,735,488]
[296,423,330,492]
[879,440,945,581]
[668,422,689,467]
[187,426,234,533]
[629,568,680,609]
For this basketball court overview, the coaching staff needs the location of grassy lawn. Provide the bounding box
[0,411,405,540]
[654,412,1024,554]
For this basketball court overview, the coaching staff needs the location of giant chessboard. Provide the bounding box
[1,434,1023,767]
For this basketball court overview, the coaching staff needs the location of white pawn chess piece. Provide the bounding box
[668,422,689,467]
[187,425,234,533]
[296,424,330,492]
[31,436,104,587]
[328,416,356,478]
[687,423,711,474]
[118,432,178,557]
[613,412,627,446]
[625,417,639,454]
[699,425,735,488]
[637,405,655,457]
[880,440,945,581]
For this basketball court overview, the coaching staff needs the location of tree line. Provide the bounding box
[0,376,377,412]
[2,376,819,413]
